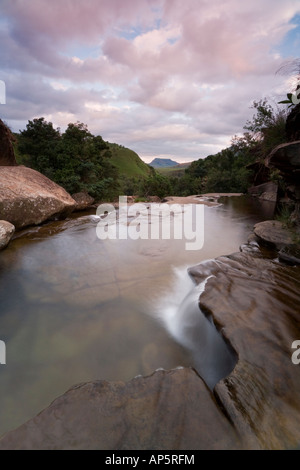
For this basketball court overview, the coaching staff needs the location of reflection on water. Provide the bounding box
[0,196,271,436]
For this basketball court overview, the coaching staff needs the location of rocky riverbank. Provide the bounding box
[0,219,299,450]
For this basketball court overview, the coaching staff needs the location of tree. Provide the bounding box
[17,118,119,201]
[18,117,61,173]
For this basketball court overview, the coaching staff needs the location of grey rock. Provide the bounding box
[0,220,15,250]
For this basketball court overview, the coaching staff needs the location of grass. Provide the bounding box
[108,143,152,178]
[275,204,294,229]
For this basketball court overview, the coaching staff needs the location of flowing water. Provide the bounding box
[0,196,276,437]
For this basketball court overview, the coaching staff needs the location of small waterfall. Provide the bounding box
[155,266,237,390]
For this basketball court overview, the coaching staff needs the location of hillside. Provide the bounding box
[149,158,179,168]
[108,143,152,177]
[156,162,192,177]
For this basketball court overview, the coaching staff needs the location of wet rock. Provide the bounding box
[189,252,300,449]
[0,119,17,166]
[72,192,95,211]
[0,368,241,450]
[0,220,15,250]
[278,245,300,265]
[0,166,76,229]
[254,220,294,249]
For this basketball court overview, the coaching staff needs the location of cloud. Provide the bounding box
[1,0,300,162]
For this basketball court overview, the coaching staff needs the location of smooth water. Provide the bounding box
[0,196,275,436]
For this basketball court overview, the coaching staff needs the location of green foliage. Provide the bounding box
[241,99,287,160]
[138,173,171,199]
[17,118,119,201]
[165,147,253,196]
[275,204,294,229]
[278,93,297,108]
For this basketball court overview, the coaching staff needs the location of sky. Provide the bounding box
[1,0,300,163]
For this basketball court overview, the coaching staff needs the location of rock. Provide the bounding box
[248,181,278,202]
[147,196,161,203]
[0,120,17,166]
[265,142,300,224]
[0,166,76,229]
[0,368,242,450]
[286,102,300,142]
[71,192,95,211]
[189,252,300,449]
[0,220,15,250]
[266,141,300,185]
[291,203,300,226]
[278,245,300,265]
[254,220,294,249]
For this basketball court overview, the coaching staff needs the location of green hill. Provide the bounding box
[108,143,152,177]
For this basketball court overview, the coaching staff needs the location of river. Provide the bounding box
[0,195,275,437]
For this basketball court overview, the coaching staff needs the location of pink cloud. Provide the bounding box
[2,0,300,162]
[3,0,162,44]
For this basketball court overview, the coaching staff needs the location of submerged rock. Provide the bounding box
[0,166,76,229]
[0,368,241,450]
[0,220,15,250]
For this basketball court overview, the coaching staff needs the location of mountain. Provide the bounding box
[108,143,152,177]
[149,158,179,168]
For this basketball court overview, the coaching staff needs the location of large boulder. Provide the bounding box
[266,141,300,185]
[286,103,300,142]
[0,368,242,450]
[248,181,278,202]
[266,141,300,224]
[189,252,300,449]
[0,119,17,166]
[0,166,76,229]
[0,220,15,250]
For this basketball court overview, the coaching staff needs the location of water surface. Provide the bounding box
[0,196,275,436]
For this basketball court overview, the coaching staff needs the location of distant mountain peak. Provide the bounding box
[149,158,179,168]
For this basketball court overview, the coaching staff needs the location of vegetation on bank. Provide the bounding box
[15,118,172,201]
[15,95,290,201]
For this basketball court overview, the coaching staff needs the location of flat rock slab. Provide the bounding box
[254,220,294,249]
[0,166,76,229]
[0,368,241,450]
[189,252,300,449]
[0,220,15,250]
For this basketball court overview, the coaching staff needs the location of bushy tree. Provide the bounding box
[17,118,119,201]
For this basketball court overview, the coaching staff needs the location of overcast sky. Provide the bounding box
[1,0,300,163]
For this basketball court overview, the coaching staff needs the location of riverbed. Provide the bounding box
[0,195,275,437]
